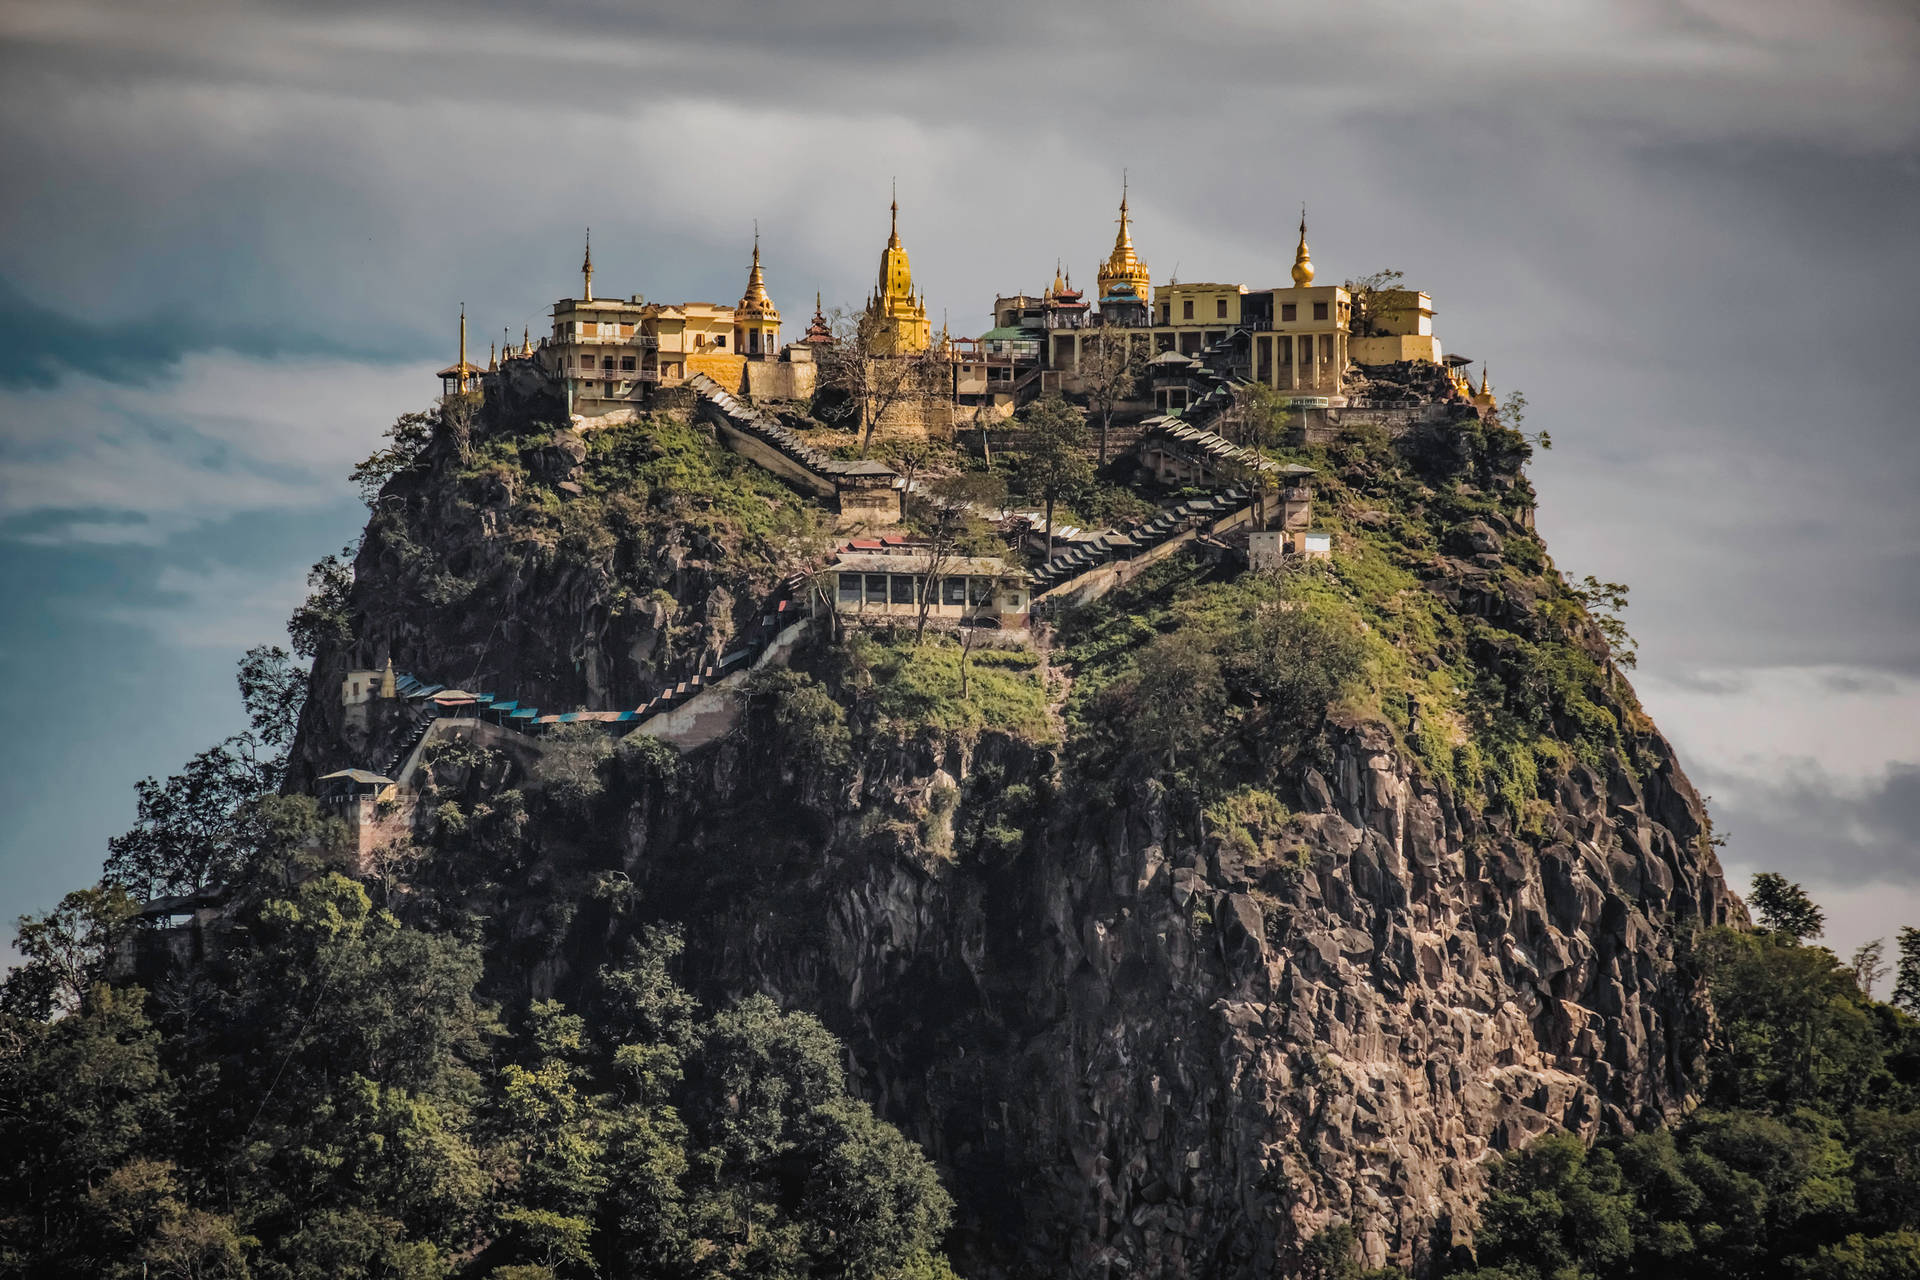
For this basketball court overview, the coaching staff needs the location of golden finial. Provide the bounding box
[487,340,496,372]
[888,180,901,249]
[1291,205,1314,287]
[582,228,594,301]
[521,326,532,357]
[458,303,467,370]
[1479,366,1492,397]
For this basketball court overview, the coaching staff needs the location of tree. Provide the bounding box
[816,308,950,457]
[287,546,356,660]
[1701,926,1880,1111]
[1342,268,1406,339]
[0,885,139,1020]
[350,408,437,507]
[909,472,1001,640]
[1894,926,1920,1015]
[237,642,309,762]
[1013,394,1093,559]
[1223,380,1296,450]
[1080,328,1146,464]
[1569,573,1637,671]
[103,737,273,899]
[1749,872,1826,943]
[1852,938,1890,1000]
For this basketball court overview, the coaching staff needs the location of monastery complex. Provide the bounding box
[440,182,1496,426]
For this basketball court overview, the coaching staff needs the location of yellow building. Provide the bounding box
[539,233,788,416]
[862,195,932,355]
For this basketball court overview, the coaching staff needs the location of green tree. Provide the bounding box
[237,643,309,761]
[1014,394,1093,559]
[1750,872,1826,943]
[287,547,356,660]
[0,884,139,1020]
[1893,926,1920,1015]
[350,408,436,507]
[1465,1134,1634,1280]
[1702,927,1880,1111]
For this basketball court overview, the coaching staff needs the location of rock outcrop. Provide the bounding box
[603,702,1736,1278]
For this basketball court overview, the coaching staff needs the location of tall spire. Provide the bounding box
[1479,365,1492,397]
[737,223,775,317]
[888,179,901,250]
[458,303,467,374]
[581,228,594,302]
[1097,172,1152,306]
[1291,205,1315,287]
[521,326,532,357]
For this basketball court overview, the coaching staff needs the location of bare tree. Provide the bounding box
[1852,938,1889,999]
[1080,327,1147,465]
[910,472,1003,641]
[817,307,951,457]
[1342,268,1406,338]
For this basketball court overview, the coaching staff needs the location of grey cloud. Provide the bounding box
[1708,761,1920,888]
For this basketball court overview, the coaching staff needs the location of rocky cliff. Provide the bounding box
[292,385,1740,1278]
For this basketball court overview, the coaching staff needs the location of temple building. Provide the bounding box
[526,232,817,418]
[1003,193,1453,405]
[862,194,932,355]
[1095,180,1153,327]
[732,231,781,358]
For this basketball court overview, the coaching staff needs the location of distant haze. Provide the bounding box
[1,0,1916,954]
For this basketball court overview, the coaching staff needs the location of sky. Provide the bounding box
[1,0,1916,966]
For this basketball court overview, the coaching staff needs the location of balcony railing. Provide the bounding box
[569,334,659,349]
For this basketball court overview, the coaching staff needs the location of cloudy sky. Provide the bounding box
[2,0,1915,961]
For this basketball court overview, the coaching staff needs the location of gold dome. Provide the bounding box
[1291,208,1315,287]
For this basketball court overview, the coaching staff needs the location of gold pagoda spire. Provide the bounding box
[459,303,467,372]
[521,326,532,357]
[1097,172,1152,303]
[1479,366,1492,396]
[865,187,930,354]
[582,228,594,302]
[738,224,773,313]
[1291,206,1315,287]
[487,340,497,372]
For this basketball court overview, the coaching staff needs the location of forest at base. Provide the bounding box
[3,647,1916,1279]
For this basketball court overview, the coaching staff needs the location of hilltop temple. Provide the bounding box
[445,182,1491,424]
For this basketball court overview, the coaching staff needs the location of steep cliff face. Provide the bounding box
[601,692,1737,1278]
[292,386,1740,1278]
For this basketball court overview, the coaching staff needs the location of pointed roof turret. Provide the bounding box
[1291,206,1315,287]
[1097,172,1152,304]
[805,291,833,345]
[736,225,778,320]
[521,326,533,357]
[581,228,594,302]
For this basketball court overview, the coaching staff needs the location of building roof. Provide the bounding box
[318,768,396,785]
[830,553,1014,576]
[979,325,1040,341]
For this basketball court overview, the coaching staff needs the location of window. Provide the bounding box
[890,575,916,605]
[968,577,993,605]
[715,334,726,348]
[865,574,888,602]
[838,573,862,604]
[1313,302,1329,321]
[1159,304,1170,323]
[942,577,967,606]
[1281,303,1297,322]
[621,356,636,371]
[1216,298,1228,319]
[1182,300,1194,320]
[602,356,615,370]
